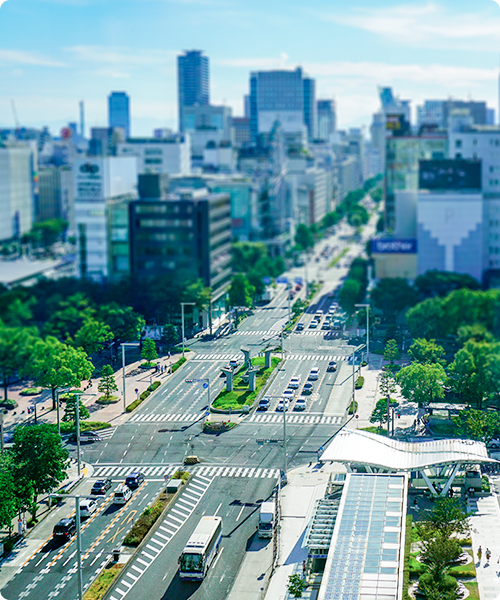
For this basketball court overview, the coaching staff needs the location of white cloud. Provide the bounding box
[0,49,66,67]
[320,2,500,51]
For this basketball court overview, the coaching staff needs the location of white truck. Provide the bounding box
[261,287,276,303]
[258,501,276,538]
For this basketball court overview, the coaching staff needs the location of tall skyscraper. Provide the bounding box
[317,99,336,140]
[108,92,130,138]
[249,67,316,145]
[177,50,210,132]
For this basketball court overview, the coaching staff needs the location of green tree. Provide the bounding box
[12,424,69,517]
[408,339,445,365]
[383,339,400,366]
[98,365,118,400]
[72,317,113,355]
[414,269,480,300]
[31,218,68,249]
[98,303,145,344]
[457,323,495,346]
[406,297,447,340]
[0,454,18,530]
[448,340,500,409]
[419,497,470,540]
[418,537,461,598]
[0,323,37,400]
[229,274,255,308]
[371,278,417,322]
[287,574,305,599]
[295,224,314,251]
[62,395,90,423]
[370,398,389,430]
[451,408,500,443]
[28,337,94,409]
[379,368,397,433]
[396,363,446,407]
[161,324,178,347]
[43,292,94,341]
[339,279,361,314]
[141,338,158,364]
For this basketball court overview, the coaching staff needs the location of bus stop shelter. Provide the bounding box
[320,429,497,497]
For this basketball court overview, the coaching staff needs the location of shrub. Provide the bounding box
[348,401,358,415]
[172,469,190,482]
[355,376,364,389]
[418,572,458,596]
[171,357,187,373]
[20,387,42,396]
[126,381,161,412]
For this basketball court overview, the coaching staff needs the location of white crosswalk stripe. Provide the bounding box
[191,352,349,362]
[91,464,280,480]
[96,427,117,439]
[128,413,202,423]
[232,329,341,337]
[248,413,343,425]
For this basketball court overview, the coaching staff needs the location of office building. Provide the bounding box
[108,92,130,138]
[181,105,232,140]
[177,50,209,132]
[232,117,251,148]
[317,99,336,140]
[249,67,316,145]
[0,145,35,242]
[117,135,191,175]
[129,176,231,329]
[74,156,138,281]
[417,99,488,130]
[38,166,63,222]
[89,127,126,157]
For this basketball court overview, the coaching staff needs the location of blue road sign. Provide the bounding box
[203,383,209,389]
[276,276,288,284]
[262,277,272,284]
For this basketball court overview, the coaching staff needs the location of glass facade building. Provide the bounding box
[177,50,210,132]
[108,92,130,139]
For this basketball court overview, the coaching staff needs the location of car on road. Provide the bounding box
[296,322,304,331]
[70,431,102,444]
[327,361,337,372]
[294,397,307,411]
[282,388,295,399]
[276,399,290,412]
[91,479,112,496]
[229,359,239,369]
[114,484,133,505]
[288,376,301,389]
[487,439,500,449]
[321,321,331,330]
[315,310,323,317]
[308,367,320,380]
[53,518,76,540]
[332,320,342,330]
[125,472,145,489]
[257,397,270,411]
[309,320,318,329]
[79,499,98,519]
[302,382,314,395]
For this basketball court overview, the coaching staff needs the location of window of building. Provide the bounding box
[455,140,462,148]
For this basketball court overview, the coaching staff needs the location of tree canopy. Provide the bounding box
[0,323,37,399]
[408,339,445,365]
[396,362,446,407]
[452,408,500,443]
[370,278,418,322]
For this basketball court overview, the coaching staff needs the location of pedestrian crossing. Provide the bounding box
[249,413,343,425]
[91,463,281,480]
[234,329,340,338]
[128,412,203,423]
[192,352,349,362]
[97,427,117,439]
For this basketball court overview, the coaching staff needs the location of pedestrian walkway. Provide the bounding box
[234,329,341,338]
[248,414,342,425]
[128,413,203,423]
[90,464,281,480]
[469,481,500,600]
[191,353,349,362]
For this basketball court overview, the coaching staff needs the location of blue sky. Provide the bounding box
[0,0,499,136]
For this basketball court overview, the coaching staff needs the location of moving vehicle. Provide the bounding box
[308,367,319,381]
[282,389,294,399]
[79,499,97,519]
[125,472,145,489]
[321,321,331,330]
[91,479,112,495]
[332,320,342,330]
[296,322,304,331]
[276,399,290,412]
[302,382,314,395]
[309,320,318,329]
[258,501,276,538]
[288,376,301,389]
[113,484,132,505]
[294,397,307,411]
[327,361,337,372]
[179,516,223,580]
[261,287,276,303]
[315,310,323,317]
[53,518,76,540]
[257,397,270,411]
[71,431,102,444]
[229,359,239,369]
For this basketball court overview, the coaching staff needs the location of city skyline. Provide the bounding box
[0,0,499,136]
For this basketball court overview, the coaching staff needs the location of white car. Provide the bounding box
[283,388,295,398]
[288,376,301,389]
[294,398,307,411]
[79,499,97,519]
[113,484,132,505]
[308,367,320,381]
[276,399,290,412]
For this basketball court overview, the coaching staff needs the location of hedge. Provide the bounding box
[126,381,161,412]
[171,356,187,373]
[355,376,364,389]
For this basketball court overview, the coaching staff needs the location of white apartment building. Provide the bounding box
[74,156,137,281]
[116,135,190,176]
[0,145,35,242]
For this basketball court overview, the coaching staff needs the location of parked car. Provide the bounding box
[294,398,307,411]
[53,518,76,540]
[257,397,270,411]
[327,361,337,372]
[113,484,132,505]
[125,472,145,489]
[79,499,98,519]
[308,367,320,381]
[302,382,314,395]
[288,376,301,389]
[91,479,112,496]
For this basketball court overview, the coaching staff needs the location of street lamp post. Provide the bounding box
[351,343,366,415]
[121,342,140,413]
[355,303,370,368]
[181,302,195,358]
[260,394,292,483]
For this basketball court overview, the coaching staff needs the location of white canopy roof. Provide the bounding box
[320,429,495,471]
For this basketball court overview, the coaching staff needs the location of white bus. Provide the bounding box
[179,516,223,581]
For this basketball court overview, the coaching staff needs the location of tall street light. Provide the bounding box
[351,343,366,415]
[355,303,370,368]
[181,302,195,358]
[121,342,140,413]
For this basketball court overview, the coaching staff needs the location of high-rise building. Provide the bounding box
[317,100,336,141]
[117,135,191,175]
[417,99,488,130]
[249,67,316,145]
[177,50,210,132]
[108,92,130,138]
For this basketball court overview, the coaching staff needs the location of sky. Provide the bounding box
[0,0,500,137]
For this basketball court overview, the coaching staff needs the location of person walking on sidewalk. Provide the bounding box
[486,548,491,563]
[477,546,482,563]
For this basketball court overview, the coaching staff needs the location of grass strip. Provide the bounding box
[329,247,349,269]
[123,488,177,547]
[126,381,161,413]
[83,564,123,600]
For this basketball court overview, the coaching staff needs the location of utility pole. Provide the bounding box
[181,302,195,358]
[355,304,370,368]
[121,342,140,412]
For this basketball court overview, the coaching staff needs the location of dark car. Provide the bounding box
[91,479,112,495]
[257,396,270,411]
[125,472,145,489]
[296,322,304,331]
[302,382,314,395]
[327,361,337,372]
[53,518,76,540]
